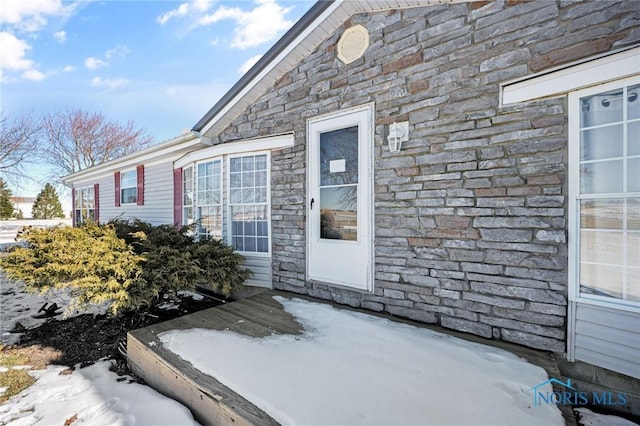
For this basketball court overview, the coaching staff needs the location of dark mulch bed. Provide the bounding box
[12,292,224,376]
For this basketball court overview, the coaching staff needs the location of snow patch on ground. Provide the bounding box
[159,296,564,426]
[0,360,199,425]
[575,408,639,426]
[0,277,109,346]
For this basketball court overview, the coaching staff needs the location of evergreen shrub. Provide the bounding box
[0,220,251,314]
[109,219,251,298]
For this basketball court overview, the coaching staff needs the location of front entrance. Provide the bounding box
[307,105,373,291]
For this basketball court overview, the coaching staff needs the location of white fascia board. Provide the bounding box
[200,1,345,137]
[174,133,294,169]
[501,45,640,105]
[63,133,211,185]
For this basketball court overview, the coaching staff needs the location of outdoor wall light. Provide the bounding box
[387,121,409,153]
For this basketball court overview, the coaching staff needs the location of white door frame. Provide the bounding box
[306,103,374,291]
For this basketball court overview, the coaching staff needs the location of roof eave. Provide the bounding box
[191,0,336,133]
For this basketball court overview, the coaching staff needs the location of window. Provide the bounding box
[229,153,269,253]
[571,79,640,306]
[196,160,222,238]
[182,166,194,225]
[74,186,95,225]
[121,170,137,204]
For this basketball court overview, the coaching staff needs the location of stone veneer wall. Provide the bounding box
[209,1,639,352]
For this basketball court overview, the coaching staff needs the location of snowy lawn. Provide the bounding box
[0,361,198,425]
[159,296,562,426]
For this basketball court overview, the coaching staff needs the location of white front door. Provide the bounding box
[307,105,373,291]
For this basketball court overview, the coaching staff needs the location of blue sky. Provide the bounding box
[1,0,314,196]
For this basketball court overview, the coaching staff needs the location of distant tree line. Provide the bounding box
[0,178,66,219]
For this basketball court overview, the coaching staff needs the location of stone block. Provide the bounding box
[383,288,405,299]
[463,292,526,309]
[385,305,437,323]
[500,329,565,352]
[441,316,493,338]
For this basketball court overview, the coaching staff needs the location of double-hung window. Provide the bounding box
[570,78,640,306]
[74,186,95,225]
[182,166,194,225]
[229,153,269,253]
[120,170,137,204]
[196,160,222,238]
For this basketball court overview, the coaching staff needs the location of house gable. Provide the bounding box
[188,0,639,363]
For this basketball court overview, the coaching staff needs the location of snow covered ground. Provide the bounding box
[1,267,637,424]
[161,296,561,425]
[0,219,71,246]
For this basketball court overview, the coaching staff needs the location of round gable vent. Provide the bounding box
[337,24,369,65]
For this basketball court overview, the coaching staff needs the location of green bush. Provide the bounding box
[109,219,251,298]
[0,220,251,314]
[0,223,144,314]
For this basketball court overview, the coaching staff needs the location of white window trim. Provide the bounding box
[182,165,195,226]
[175,133,293,169]
[120,168,137,205]
[501,45,640,106]
[194,158,223,239]
[568,75,640,314]
[74,186,95,225]
[226,151,271,257]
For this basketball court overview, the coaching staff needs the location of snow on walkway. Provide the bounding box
[159,296,564,426]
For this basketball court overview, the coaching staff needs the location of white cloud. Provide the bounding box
[85,57,108,70]
[199,0,293,49]
[157,0,212,25]
[0,0,76,82]
[105,44,130,59]
[90,76,129,89]
[0,32,34,71]
[21,69,46,81]
[0,0,75,33]
[239,54,262,74]
[159,0,293,49]
[53,30,66,43]
[63,65,75,72]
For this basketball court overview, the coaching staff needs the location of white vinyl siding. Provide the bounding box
[573,303,640,378]
[95,161,175,225]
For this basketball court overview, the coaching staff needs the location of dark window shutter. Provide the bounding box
[93,184,100,223]
[173,168,182,227]
[136,165,144,206]
[114,172,121,207]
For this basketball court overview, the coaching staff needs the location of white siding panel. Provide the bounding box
[99,161,175,226]
[574,303,640,378]
[243,255,272,288]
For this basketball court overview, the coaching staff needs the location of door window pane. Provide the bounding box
[320,126,359,186]
[320,186,357,241]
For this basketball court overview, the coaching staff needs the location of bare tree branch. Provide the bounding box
[41,109,154,185]
[0,110,43,182]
